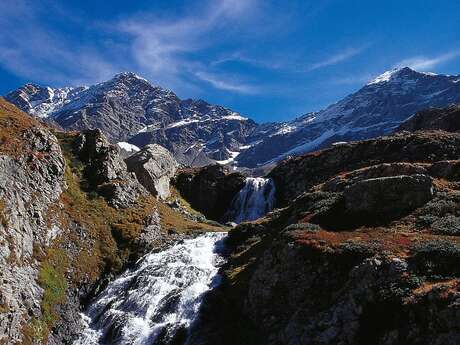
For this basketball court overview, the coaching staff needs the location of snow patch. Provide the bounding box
[216,151,240,165]
[221,112,248,121]
[167,118,200,129]
[368,68,401,85]
[117,142,140,152]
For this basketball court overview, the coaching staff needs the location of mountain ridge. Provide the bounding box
[6,67,460,168]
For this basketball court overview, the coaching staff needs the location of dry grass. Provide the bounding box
[0,199,7,228]
[155,198,222,233]
[0,98,37,156]
[290,224,460,258]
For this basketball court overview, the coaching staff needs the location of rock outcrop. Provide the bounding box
[173,165,246,221]
[74,129,147,208]
[269,131,460,206]
[125,144,178,200]
[343,174,434,219]
[399,105,460,133]
[0,99,66,343]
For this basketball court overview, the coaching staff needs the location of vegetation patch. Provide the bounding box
[0,199,8,227]
[410,239,460,278]
[0,98,37,156]
[22,247,69,344]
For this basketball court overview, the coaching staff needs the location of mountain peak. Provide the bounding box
[367,67,419,85]
[111,71,150,84]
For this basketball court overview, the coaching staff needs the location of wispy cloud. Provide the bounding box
[194,71,258,94]
[212,45,368,74]
[329,74,373,85]
[117,0,261,93]
[307,46,367,71]
[0,0,263,93]
[395,51,460,71]
[0,0,119,85]
[211,52,286,70]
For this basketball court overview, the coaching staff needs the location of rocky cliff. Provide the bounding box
[173,165,246,222]
[0,98,224,344]
[191,127,460,345]
[0,99,66,343]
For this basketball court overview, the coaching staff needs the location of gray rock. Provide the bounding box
[75,129,147,208]
[0,127,66,343]
[137,211,162,253]
[125,144,178,200]
[344,174,434,218]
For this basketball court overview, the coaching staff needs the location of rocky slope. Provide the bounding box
[189,126,460,345]
[0,98,224,344]
[398,104,460,133]
[5,73,258,167]
[269,130,460,206]
[6,68,460,169]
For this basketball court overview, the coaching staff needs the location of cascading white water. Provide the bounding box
[74,232,226,345]
[227,177,276,223]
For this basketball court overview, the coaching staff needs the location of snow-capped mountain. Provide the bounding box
[236,67,460,167]
[5,72,258,166]
[5,67,460,168]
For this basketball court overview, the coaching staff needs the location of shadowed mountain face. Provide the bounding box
[5,68,460,168]
[398,104,460,133]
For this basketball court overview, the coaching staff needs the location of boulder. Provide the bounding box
[75,129,147,208]
[344,174,434,218]
[125,144,178,200]
[323,162,429,193]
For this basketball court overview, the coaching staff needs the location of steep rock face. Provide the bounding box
[5,73,258,167]
[73,129,147,208]
[173,165,246,221]
[269,131,460,206]
[398,105,460,133]
[243,235,460,345]
[0,99,66,343]
[125,144,178,200]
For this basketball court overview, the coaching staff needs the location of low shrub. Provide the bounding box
[410,239,460,278]
[431,215,460,235]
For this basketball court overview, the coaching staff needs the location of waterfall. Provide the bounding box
[227,177,276,223]
[74,232,226,345]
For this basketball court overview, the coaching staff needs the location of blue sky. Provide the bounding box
[1,0,460,122]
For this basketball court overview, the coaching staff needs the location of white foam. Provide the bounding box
[74,233,226,345]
